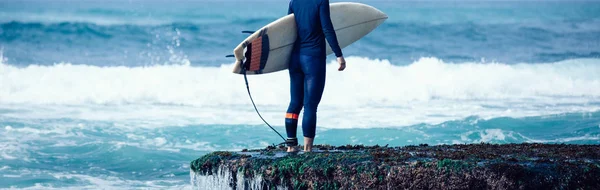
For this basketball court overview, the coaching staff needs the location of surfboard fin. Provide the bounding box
[225,31,254,58]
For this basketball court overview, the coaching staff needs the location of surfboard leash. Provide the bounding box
[230,29,292,146]
[241,66,287,143]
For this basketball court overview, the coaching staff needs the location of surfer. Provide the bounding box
[285,0,346,152]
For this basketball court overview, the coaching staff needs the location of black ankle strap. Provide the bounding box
[285,138,298,146]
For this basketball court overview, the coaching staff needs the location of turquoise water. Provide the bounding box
[1,0,599,189]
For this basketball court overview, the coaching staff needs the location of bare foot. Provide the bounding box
[304,137,314,152]
[287,146,300,153]
[286,138,299,152]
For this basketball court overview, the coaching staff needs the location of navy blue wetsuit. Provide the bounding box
[285,0,343,139]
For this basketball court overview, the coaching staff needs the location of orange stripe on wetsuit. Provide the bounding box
[286,113,299,120]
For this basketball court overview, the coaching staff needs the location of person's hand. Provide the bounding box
[337,56,346,71]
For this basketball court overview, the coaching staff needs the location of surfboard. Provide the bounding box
[232,2,388,75]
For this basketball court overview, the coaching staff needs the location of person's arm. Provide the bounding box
[319,0,342,58]
[288,1,293,15]
[319,0,345,71]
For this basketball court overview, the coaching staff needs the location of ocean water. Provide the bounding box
[1,0,600,189]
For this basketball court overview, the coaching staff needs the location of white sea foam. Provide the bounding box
[1,57,600,128]
[108,137,216,153]
[11,172,192,190]
[2,57,598,105]
[459,129,516,143]
[523,134,600,143]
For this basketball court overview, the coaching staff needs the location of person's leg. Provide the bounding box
[304,137,314,152]
[285,53,304,152]
[300,55,326,152]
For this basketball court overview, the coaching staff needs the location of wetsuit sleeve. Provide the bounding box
[319,0,343,57]
[288,1,293,15]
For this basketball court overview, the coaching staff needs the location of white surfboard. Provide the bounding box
[232,2,387,75]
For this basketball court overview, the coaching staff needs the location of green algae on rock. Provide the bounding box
[191,143,600,189]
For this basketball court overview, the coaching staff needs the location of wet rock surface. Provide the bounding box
[190,143,600,189]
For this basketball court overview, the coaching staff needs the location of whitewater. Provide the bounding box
[3,55,599,127]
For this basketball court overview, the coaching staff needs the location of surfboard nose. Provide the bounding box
[374,9,388,26]
[365,4,388,28]
[372,6,388,20]
[347,2,388,25]
[380,11,388,21]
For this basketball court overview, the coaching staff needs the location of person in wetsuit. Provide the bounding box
[285,0,346,152]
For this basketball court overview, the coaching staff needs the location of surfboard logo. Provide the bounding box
[243,29,270,74]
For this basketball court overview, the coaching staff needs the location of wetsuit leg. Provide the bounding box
[300,54,326,138]
[285,53,304,138]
